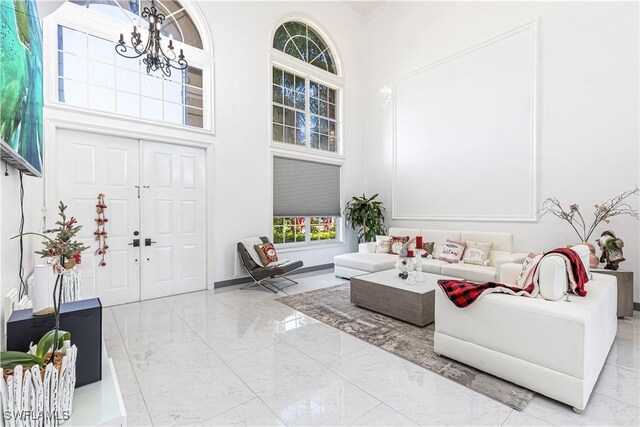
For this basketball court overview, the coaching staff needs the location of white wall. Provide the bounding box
[197,1,367,282]
[363,1,640,302]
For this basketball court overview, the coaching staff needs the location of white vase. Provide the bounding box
[28,265,57,316]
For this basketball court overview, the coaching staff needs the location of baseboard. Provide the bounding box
[214,263,334,289]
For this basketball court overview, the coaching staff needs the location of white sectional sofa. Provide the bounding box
[435,249,618,412]
[334,227,527,282]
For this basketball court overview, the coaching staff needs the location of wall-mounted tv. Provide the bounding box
[0,0,43,177]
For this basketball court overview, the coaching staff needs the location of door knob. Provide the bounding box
[145,238,157,246]
[128,239,140,247]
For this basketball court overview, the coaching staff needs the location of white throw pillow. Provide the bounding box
[375,235,392,253]
[437,239,466,263]
[462,241,493,266]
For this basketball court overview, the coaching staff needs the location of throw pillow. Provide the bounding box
[255,243,278,266]
[375,235,392,253]
[437,239,466,263]
[422,241,435,256]
[462,241,493,266]
[389,236,410,255]
[515,252,543,288]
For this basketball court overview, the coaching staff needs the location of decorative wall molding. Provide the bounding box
[392,20,540,222]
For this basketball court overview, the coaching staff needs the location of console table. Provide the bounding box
[592,269,633,318]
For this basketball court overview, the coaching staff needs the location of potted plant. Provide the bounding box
[344,193,387,243]
[539,187,639,268]
[0,202,87,423]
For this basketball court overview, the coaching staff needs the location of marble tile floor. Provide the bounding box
[103,270,640,426]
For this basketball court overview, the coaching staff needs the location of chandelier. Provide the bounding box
[115,0,187,77]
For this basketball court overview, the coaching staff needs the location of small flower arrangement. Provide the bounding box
[539,187,639,242]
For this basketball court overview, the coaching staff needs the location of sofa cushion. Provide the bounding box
[441,263,496,282]
[333,252,398,272]
[488,250,511,267]
[419,258,450,274]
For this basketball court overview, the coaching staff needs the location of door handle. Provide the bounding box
[128,239,140,247]
[145,238,157,246]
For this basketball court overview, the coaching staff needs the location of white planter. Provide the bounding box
[0,343,78,426]
[28,267,82,316]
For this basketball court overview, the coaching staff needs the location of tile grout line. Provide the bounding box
[165,295,288,426]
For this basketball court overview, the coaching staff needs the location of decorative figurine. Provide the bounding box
[597,230,625,271]
[396,238,415,279]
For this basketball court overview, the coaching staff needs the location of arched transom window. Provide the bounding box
[273,21,336,74]
[52,0,211,129]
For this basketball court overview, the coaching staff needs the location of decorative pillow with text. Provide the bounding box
[375,235,392,253]
[462,241,493,266]
[437,239,466,263]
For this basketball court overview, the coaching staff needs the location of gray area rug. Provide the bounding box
[276,283,534,411]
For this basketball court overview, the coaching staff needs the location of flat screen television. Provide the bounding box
[0,0,43,177]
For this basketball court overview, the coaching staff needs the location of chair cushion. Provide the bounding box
[441,263,496,282]
[333,253,398,272]
[252,260,303,280]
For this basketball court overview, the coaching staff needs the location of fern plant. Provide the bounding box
[344,193,387,243]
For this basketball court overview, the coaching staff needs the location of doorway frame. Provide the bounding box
[43,105,216,293]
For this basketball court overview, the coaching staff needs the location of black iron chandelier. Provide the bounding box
[115,0,188,77]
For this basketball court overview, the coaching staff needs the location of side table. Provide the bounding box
[592,269,634,318]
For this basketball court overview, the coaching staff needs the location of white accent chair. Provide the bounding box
[434,247,617,412]
[334,227,527,282]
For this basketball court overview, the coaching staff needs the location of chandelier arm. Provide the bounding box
[115,43,145,59]
[133,34,152,56]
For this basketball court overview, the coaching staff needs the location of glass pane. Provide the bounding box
[310,81,318,98]
[116,68,140,93]
[59,26,86,56]
[89,86,115,112]
[116,92,140,116]
[296,112,305,130]
[310,98,318,114]
[296,129,305,146]
[273,106,283,124]
[141,97,162,120]
[295,93,305,110]
[310,132,319,149]
[284,109,295,127]
[320,134,329,151]
[319,84,327,101]
[185,67,203,88]
[295,75,305,93]
[59,78,87,106]
[328,88,336,103]
[328,103,335,119]
[141,74,162,98]
[273,67,282,85]
[285,127,295,144]
[88,61,115,88]
[273,124,283,142]
[185,87,203,108]
[283,89,294,108]
[320,119,328,134]
[272,85,283,104]
[283,72,294,91]
[310,115,318,132]
[164,80,184,104]
[186,107,203,128]
[319,101,327,117]
[116,54,140,71]
[59,53,87,82]
[174,9,203,48]
[88,35,114,63]
[164,102,183,124]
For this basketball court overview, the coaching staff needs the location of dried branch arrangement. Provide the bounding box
[539,187,639,242]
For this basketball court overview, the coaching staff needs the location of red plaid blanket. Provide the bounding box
[438,247,589,308]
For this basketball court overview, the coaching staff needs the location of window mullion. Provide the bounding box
[305,78,311,149]
[306,217,311,242]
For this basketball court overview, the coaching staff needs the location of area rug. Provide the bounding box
[276,283,534,411]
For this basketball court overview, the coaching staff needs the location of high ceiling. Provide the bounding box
[344,1,385,16]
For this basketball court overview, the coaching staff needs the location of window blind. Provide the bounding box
[273,157,341,217]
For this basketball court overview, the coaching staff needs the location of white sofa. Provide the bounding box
[334,227,527,282]
[435,250,618,412]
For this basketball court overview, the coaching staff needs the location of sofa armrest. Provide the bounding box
[359,242,377,253]
[499,262,523,285]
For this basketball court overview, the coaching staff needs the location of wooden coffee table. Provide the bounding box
[350,269,454,326]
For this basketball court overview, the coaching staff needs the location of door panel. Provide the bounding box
[140,141,206,299]
[55,129,141,306]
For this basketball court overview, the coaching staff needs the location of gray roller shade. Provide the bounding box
[273,157,341,217]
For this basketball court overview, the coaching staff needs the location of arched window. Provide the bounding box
[271,20,342,246]
[51,0,212,129]
[273,21,336,74]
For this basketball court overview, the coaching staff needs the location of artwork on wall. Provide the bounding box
[0,0,44,177]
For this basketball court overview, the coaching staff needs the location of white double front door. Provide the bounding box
[53,129,206,306]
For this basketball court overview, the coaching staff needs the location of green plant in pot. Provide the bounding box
[1,201,88,370]
[344,193,387,243]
